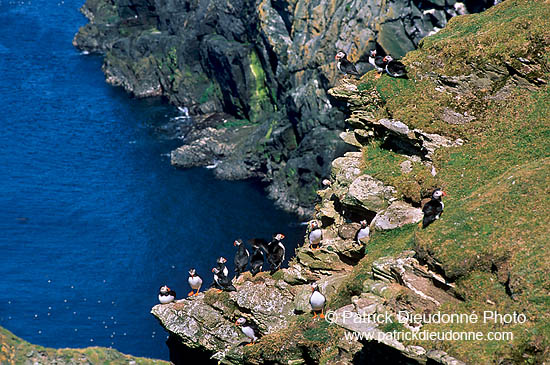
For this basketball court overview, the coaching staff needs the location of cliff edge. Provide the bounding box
[73,0,494,216]
[151,1,550,363]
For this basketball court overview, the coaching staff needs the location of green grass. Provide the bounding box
[360,140,440,203]
[216,118,253,129]
[330,1,550,362]
[417,0,550,77]
[0,326,166,364]
[244,313,345,364]
[328,225,416,309]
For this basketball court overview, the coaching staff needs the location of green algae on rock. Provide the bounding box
[73,0,494,215]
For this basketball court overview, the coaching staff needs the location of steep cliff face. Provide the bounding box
[73,0,494,214]
[151,1,550,364]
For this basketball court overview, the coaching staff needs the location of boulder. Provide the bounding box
[372,201,423,230]
[344,175,396,212]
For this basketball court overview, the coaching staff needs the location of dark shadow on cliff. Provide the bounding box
[353,341,421,364]
[166,334,218,365]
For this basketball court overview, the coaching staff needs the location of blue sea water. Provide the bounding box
[0,0,304,359]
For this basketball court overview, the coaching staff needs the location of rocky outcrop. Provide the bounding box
[73,0,494,214]
[151,94,466,363]
[151,245,464,364]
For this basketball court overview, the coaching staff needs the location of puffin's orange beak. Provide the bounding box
[211,268,215,273]
[233,241,237,246]
[442,191,447,196]
[235,320,241,326]
[279,234,285,239]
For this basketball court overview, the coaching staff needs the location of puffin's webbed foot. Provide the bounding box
[187,291,195,297]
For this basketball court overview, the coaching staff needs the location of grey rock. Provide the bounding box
[345,175,396,212]
[372,201,423,230]
[73,0,494,215]
[400,160,413,174]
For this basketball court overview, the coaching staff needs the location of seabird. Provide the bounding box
[248,239,266,276]
[383,55,407,78]
[309,283,326,319]
[187,269,203,297]
[212,267,236,292]
[233,239,249,278]
[235,317,261,345]
[158,285,176,304]
[422,188,447,228]
[335,51,360,77]
[266,233,286,274]
[369,50,387,78]
[355,220,370,244]
[308,221,322,250]
[216,256,229,277]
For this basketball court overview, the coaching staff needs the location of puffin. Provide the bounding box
[383,55,407,78]
[235,317,262,345]
[335,51,360,77]
[309,283,326,319]
[216,256,229,277]
[308,221,322,250]
[368,50,387,78]
[248,239,265,276]
[212,267,236,292]
[158,285,176,304]
[233,239,250,278]
[422,188,447,228]
[266,233,286,274]
[355,220,370,244]
[187,268,203,297]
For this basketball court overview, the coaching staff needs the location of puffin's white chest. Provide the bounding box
[357,227,370,241]
[158,294,175,304]
[309,229,322,245]
[222,266,228,277]
[337,61,342,72]
[242,326,256,340]
[188,276,202,289]
[310,291,326,311]
[436,202,444,219]
[368,56,375,68]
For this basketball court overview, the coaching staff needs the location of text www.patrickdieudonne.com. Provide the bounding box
[324,310,522,342]
[343,329,514,342]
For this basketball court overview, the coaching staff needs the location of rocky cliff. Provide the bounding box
[150,1,550,364]
[0,326,168,365]
[73,0,495,215]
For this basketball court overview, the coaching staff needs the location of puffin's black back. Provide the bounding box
[422,199,443,228]
[234,243,249,276]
